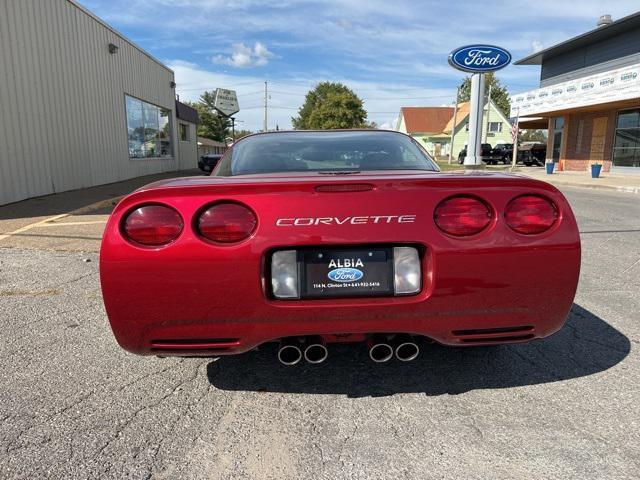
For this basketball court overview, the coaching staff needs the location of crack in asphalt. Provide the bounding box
[93,360,204,473]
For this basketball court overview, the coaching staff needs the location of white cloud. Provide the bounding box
[213,42,275,68]
[531,40,544,53]
[170,62,455,132]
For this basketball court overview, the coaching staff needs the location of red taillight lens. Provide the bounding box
[122,205,183,246]
[505,195,558,234]
[434,196,492,236]
[197,202,257,243]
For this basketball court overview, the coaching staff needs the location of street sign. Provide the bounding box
[214,88,239,117]
[448,45,511,73]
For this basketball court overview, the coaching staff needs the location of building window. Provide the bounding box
[125,95,172,159]
[613,109,640,168]
[179,123,189,142]
[488,122,502,133]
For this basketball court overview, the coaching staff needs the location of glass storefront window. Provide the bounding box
[613,109,640,168]
[125,95,172,159]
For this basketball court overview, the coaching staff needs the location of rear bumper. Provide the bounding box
[101,240,580,355]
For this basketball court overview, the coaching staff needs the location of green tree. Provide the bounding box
[292,82,368,129]
[234,129,254,140]
[519,129,547,143]
[185,91,231,141]
[458,72,511,116]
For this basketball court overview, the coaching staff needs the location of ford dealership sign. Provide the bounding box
[448,45,511,73]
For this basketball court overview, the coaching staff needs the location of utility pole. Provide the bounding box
[263,81,268,132]
[484,84,492,143]
[448,86,460,164]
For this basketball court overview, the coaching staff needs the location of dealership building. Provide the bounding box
[510,12,640,173]
[0,0,200,206]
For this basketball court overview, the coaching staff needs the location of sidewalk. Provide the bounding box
[516,167,640,194]
[0,169,202,252]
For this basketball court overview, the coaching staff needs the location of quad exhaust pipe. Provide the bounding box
[277,337,328,365]
[277,334,419,365]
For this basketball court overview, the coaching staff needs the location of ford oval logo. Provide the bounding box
[448,45,511,73]
[328,268,363,283]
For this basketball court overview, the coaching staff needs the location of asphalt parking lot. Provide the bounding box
[0,184,638,479]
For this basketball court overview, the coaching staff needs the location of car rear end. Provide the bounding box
[198,154,222,173]
[100,171,580,359]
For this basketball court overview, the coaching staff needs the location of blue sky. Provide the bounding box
[82,0,638,131]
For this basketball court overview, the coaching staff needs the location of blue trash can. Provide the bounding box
[545,162,555,175]
[591,164,602,178]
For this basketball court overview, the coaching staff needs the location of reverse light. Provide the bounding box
[505,195,558,234]
[197,202,257,243]
[271,250,299,299]
[434,195,492,236]
[122,204,183,246]
[393,246,421,295]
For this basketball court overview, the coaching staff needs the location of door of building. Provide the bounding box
[552,117,564,163]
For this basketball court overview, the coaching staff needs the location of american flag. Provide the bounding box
[511,116,519,143]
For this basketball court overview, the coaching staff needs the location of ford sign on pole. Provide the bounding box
[448,45,512,73]
[448,45,511,168]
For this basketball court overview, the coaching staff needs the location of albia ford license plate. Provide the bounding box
[301,247,394,298]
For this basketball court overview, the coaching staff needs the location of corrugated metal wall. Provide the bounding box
[0,0,179,205]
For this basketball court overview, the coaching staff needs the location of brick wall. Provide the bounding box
[563,110,617,172]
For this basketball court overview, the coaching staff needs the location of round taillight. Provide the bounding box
[122,204,183,246]
[434,195,492,236]
[197,202,257,243]
[505,195,558,234]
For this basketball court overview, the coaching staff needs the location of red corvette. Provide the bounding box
[100,130,580,365]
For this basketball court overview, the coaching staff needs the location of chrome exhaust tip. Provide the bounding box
[304,343,328,364]
[368,341,394,363]
[277,343,303,366]
[395,341,419,362]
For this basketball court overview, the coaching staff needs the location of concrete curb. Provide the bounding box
[516,174,640,195]
[66,195,125,216]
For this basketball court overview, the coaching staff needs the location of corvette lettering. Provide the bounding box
[276,215,416,226]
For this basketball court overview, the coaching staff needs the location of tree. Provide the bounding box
[292,82,368,130]
[234,129,254,139]
[185,90,231,142]
[519,129,547,143]
[458,72,511,116]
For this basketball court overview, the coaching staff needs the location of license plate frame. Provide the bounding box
[299,246,394,299]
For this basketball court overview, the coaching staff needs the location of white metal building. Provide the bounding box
[0,0,195,206]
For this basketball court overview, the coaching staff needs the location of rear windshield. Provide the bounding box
[215,131,438,176]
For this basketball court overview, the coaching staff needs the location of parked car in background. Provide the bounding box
[519,143,547,166]
[198,153,223,173]
[488,143,514,164]
[458,144,493,164]
[100,130,580,366]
